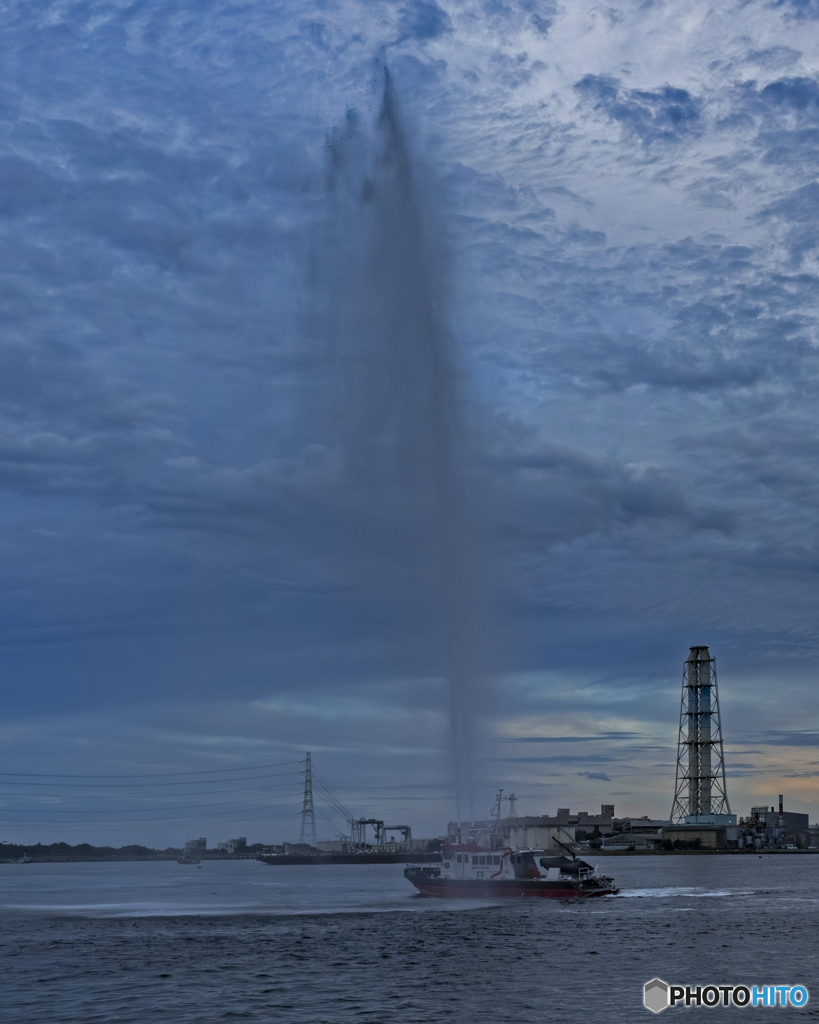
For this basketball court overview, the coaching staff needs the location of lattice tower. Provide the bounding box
[300,751,317,846]
[671,646,730,823]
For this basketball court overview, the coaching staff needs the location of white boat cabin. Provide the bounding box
[440,845,510,879]
[439,845,597,882]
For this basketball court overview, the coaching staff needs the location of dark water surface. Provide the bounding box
[2,856,817,1022]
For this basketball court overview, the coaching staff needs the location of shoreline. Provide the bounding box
[4,849,817,864]
[595,848,819,856]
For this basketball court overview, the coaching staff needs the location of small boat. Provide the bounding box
[177,854,201,865]
[404,843,618,898]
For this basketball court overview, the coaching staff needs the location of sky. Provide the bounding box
[2,0,819,848]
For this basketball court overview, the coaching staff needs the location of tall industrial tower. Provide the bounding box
[300,751,317,846]
[671,646,730,823]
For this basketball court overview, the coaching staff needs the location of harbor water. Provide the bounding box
[1,856,817,1022]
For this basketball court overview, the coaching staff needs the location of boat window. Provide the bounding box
[493,856,500,865]
[479,856,486,865]
[456,854,462,863]
[472,856,478,865]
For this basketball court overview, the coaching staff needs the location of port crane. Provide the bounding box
[350,818,412,845]
[380,824,412,843]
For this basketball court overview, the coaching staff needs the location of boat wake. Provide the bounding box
[613,887,753,899]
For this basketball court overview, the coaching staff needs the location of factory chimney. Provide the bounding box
[670,646,731,823]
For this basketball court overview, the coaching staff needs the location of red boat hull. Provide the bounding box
[405,875,617,899]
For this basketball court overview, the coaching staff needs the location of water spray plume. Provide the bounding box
[321,68,486,821]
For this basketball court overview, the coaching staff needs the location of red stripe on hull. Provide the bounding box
[408,881,616,899]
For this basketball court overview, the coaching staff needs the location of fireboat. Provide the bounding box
[404,843,618,899]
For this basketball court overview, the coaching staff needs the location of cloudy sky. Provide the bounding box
[2,0,819,848]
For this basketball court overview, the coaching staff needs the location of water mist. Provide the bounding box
[321,72,486,822]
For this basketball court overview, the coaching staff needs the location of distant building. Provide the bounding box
[748,807,808,834]
[621,817,672,834]
[662,824,727,849]
[317,841,349,853]
[499,820,575,851]
[258,842,315,856]
[601,833,661,851]
[216,837,247,855]
[684,814,736,826]
[448,806,615,850]
[184,838,207,852]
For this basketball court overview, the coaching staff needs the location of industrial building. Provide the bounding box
[747,804,809,836]
[736,797,811,849]
[600,832,662,851]
[661,824,729,849]
[595,797,813,852]
[448,806,615,850]
[621,817,673,834]
[216,837,247,854]
[593,648,815,853]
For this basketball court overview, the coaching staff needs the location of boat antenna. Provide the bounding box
[551,836,577,860]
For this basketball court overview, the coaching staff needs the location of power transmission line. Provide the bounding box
[312,765,353,819]
[0,788,303,815]
[6,808,305,833]
[0,759,302,779]
[0,770,303,789]
[4,805,304,826]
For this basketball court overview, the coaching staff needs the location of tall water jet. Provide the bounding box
[320,71,485,820]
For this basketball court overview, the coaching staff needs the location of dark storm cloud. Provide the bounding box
[753,180,819,263]
[487,426,734,550]
[398,1,452,40]
[574,75,703,144]
[728,73,819,167]
[760,76,819,108]
[757,180,819,219]
[510,733,640,742]
[459,0,557,36]
[545,328,767,393]
[773,0,819,19]
[760,731,819,746]
[503,755,617,765]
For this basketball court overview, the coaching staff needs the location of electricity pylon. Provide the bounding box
[671,646,730,823]
[299,751,317,846]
